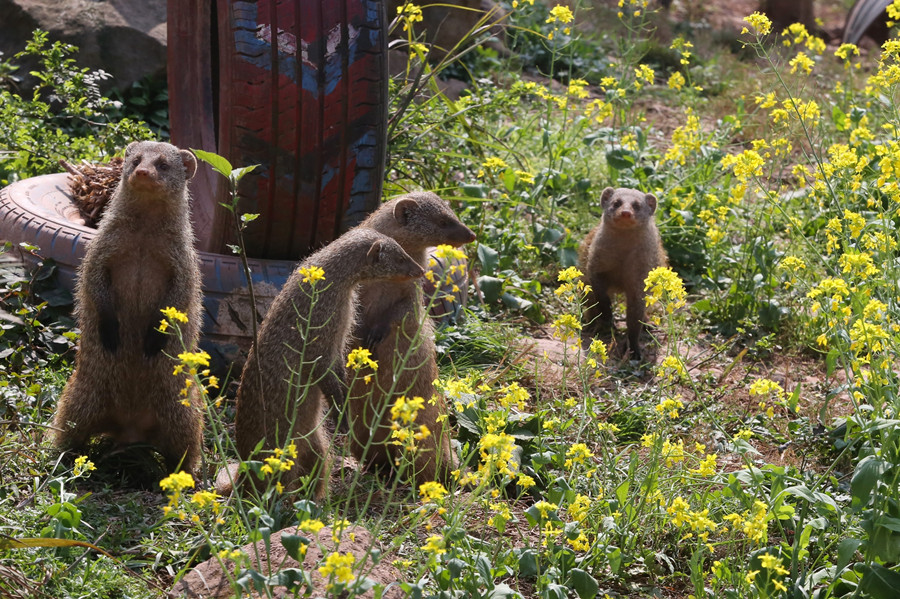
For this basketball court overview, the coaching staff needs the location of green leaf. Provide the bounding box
[461,183,486,198]
[500,292,533,312]
[486,583,517,598]
[240,213,260,223]
[280,534,308,561]
[192,148,232,178]
[502,168,516,193]
[850,455,886,511]
[568,569,599,599]
[858,563,900,599]
[517,548,538,577]
[832,105,848,131]
[232,164,259,182]
[836,538,863,574]
[478,276,503,305]
[606,148,636,171]
[825,348,839,377]
[477,244,499,275]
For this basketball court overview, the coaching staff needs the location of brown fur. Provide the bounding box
[52,141,203,473]
[578,187,667,359]
[347,192,476,484]
[234,228,425,499]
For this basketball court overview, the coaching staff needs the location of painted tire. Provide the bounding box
[842,0,891,45]
[168,0,388,259]
[0,174,294,371]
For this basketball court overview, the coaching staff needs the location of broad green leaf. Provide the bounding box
[477,276,503,305]
[850,455,886,511]
[280,534,308,561]
[836,538,863,574]
[568,568,599,599]
[477,244,499,275]
[858,563,900,599]
[192,148,232,177]
[232,164,259,182]
[517,548,538,577]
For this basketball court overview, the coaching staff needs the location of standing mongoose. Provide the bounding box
[234,228,425,499]
[578,187,667,360]
[346,192,476,484]
[52,141,204,474]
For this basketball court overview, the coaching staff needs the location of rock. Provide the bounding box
[0,0,167,91]
[170,525,404,599]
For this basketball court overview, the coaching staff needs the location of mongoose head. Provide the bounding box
[361,233,427,282]
[600,187,657,230]
[120,141,197,200]
[367,192,476,253]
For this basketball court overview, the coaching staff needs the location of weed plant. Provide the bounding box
[6,0,900,597]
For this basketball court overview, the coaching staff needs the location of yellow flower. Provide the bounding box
[160,471,195,494]
[177,351,211,369]
[689,453,718,476]
[346,347,378,371]
[564,443,594,468]
[667,71,685,90]
[533,500,559,520]
[546,4,574,24]
[789,51,814,75]
[568,494,591,522]
[748,378,785,402]
[835,43,859,62]
[557,266,584,283]
[318,552,356,587]
[390,395,425,425]
[191,490,220,511]
[298,265,325,284]
[644,267,687,312]
[742,12,772,36]
[498,382,529,410]
[517,473,536,489]
[418,481,448,503]
[433,244,467,261]
[396,3,423,32]
[161,307,189,323]
[481,156,508,171]
[421,535,447,555]
[552,314,582,342]
[73,455,96,477]
[299,518,326,534]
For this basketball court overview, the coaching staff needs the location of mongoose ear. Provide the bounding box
[600,187,615,209]
[393,198,418,225]
[644,193,658,214]
[180,150,198,180]
[366,239,383,266]
[124,141,140,157]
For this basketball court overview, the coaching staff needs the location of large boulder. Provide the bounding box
[0,0,167,90]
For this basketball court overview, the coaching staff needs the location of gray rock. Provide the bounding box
[0,0,167,91]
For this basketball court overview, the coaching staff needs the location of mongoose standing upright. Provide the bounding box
[578,186,667,360]
[52,141,204,473]
[346,192,476,484]
[234,228,425,499]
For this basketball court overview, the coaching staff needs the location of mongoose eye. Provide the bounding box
[613,200,622,208]
[132,157,141,167]
[158,162,170,171]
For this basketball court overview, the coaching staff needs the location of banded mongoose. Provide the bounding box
[52,141,204,474]
[346,192,476,484]
[234,228,425,498]
[578,186,667,360]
